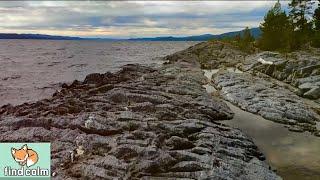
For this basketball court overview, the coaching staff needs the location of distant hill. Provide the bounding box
[0,28,261,41]
[215,27,261,39]
[128,28,261,41]
[0,33,83,40]
[128,34,215,41]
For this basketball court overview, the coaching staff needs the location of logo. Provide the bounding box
[11,144,39,167]
[0,143,51,179]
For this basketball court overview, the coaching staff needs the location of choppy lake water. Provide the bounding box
[0,40,198,106]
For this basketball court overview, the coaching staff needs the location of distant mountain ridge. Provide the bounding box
[0,33,82,40]
[0,28,261,41]
[128,28,261,41]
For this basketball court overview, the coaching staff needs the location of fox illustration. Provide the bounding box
[11,144,38,167]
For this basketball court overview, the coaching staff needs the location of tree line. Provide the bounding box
[259,0,320,52]
[222,0,320,53]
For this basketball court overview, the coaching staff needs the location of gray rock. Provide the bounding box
[298,82,317,92]
[213,71,319,133]
[304,87,320,99]
[295,75,320,86]
[165,136,195,150]
[165,41,247,69]
[0,62,279,179]
[241,51,320,101]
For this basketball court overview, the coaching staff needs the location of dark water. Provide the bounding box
[203,69,320,180]
[0,40,198,106]
[223,102,320,180]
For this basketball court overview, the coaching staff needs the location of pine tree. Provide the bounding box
[314,6,320,30]
[242,27,255,43]
[259,1,293,51]
[289,0,315,47]
[289,0,314,29]
[312,5,320,47]
[237,27,255,53]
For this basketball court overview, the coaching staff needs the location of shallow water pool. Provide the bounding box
[222,101,320,180]
[203,69,320,180]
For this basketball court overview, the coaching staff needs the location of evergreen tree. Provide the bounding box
[259,1,293,51]
[237,27,255,53]
[314,6,320,30]
[289,0,315,47]
[312,4,320,47]
[289,0,314,29]
[242,27,255,43]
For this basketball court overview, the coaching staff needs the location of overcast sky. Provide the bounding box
[0,1,289,38]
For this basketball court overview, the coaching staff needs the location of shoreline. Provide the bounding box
[0,40,197,107]
[0,59,280,179]
[1,40,320,179]
[166,41,320,134]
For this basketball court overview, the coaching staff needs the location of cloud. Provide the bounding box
[0,1,287,38]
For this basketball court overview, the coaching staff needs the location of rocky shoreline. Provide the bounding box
[1,40,319,179]
[242,51,320,101]
[0,59,280,179]
[213,70,319,134]
[167,41,320,135]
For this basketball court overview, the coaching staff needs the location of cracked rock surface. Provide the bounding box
[167,41,320,136]
[0,61,280,179]
[213,70,320,134]
[242,51,320,101]
[165,41,247,69]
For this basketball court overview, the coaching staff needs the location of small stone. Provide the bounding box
[76,146,85,156]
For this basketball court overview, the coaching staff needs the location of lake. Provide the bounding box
[0,40,198,106]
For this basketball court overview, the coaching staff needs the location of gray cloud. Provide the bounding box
[0,1,287,37]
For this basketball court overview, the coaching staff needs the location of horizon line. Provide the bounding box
[0,27,258,39]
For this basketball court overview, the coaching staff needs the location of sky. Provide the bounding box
[0,1,290,38]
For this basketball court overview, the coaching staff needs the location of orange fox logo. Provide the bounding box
[11,144,39,167]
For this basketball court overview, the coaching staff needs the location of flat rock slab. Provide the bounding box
[213,70,319,134]
[0,62,280,179]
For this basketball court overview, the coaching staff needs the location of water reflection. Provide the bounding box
[222,101,320,180]
[202,69,320,180]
